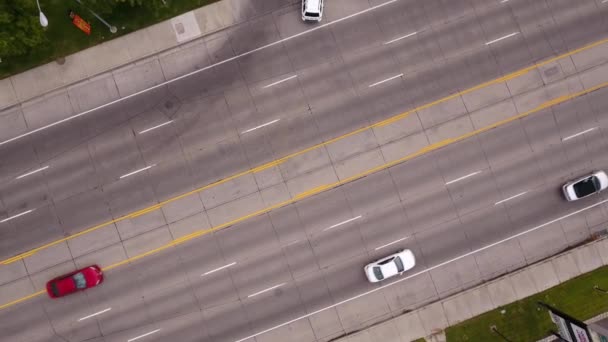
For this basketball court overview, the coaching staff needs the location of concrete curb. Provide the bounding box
[335,235,608,342]
[0,0,298,111]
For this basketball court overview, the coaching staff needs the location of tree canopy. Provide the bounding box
[0,0,47,58]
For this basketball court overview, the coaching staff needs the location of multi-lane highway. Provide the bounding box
[1,0,608,341]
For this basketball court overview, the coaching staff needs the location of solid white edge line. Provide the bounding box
[445,170,482,185]
[247,283,286,298]
[485,31,519,45]
[262,75,298,89]
[119,164,156,180]
[374,236,409,251]
[383,31,418,45]
[233,198,608,342]
[0,0,399,148]
[494,191,528,205]
[0,209,34,223]
[77,307,112,322]
[202,262,237,276]
[562,127,598,141]
[127,329,161,342]
[241,119,280,134]
[323,215,363,231]
[15,165,49,180]
[138,120,174,134]
[368,73,404,88]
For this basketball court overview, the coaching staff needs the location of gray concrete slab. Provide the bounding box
[429,256,483,297]
[572,244,603,274]
[380,131,429,164]
[116,208,167,240]
[474,239,526,279]
[206,191,266,227]
[285,164,339,198]
[216,214,279,262]
[78,37,134,77]
[487,276,517,308]
[113,59,166,97]
[326,129,378,164]
[260,181,291,207]
[425,115,475,145]
[334,149,386,181]
[161,194,205,225]
[74,241,127,270]
[0,106,27,142]
[199,173,259,209]
[0,276,36,305]
[517,221,569,264]
[254,164,285,191]
[23,241,73,275]
[0,259,27,286]
[509,269,538,300]
[442,293,473,326]
[418,301,449,337]
[277,148,331,184]
[527,260,560,293]
[469,98,518,130]
[168,212,210,239]
[417,96,468,130]
[67,224,121,259]
[393,311,427,342]
[121,226,173,258]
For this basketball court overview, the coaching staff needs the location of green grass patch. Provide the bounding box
[446,265,608,341]
[0,0,218,79]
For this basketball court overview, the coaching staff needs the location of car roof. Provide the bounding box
[306,0,320,10]
[54,276,76,295]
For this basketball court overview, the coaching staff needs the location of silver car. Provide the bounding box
[562,170,608,201]
[364,249,416,283]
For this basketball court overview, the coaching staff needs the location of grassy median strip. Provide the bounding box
[446,265,608,342]
[1,0,218,79]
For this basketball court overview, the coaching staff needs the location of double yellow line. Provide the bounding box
[1,37,607,268]
[3,78,606,312]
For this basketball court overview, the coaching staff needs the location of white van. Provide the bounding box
[302,0,324,22]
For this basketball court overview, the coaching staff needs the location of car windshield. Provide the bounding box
[72,272,87,289]
[573,177,599,198]
[394,256,405,272]
[305,12,319,17]
[373,266,384,281]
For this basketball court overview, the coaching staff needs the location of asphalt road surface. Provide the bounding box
[1,0,608,341]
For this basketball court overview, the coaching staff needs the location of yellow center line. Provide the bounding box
[3,36,608,266]
[4,79,608,311]
[100,80,608,273]
[0,290,46,311]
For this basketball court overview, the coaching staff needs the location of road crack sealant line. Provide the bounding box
[2,79,607,312]
[3,36,608,267]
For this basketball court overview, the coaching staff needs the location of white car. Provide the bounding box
[364,249,416,283]
[562,170,608,201]
[302,0,324,22]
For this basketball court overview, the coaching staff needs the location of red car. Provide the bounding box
[46,265,104,298]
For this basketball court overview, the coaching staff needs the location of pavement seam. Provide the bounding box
[3,75,606,312]
[1,36,606,268]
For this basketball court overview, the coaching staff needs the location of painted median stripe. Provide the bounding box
[3,36,608,266]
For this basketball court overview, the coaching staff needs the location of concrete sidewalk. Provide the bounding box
[0,0,296,110]
[332,235,608,342]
